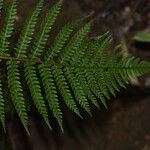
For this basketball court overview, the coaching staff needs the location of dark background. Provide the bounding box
[0,0,150,149]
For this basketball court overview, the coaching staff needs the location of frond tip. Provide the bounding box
[0,0,149,134]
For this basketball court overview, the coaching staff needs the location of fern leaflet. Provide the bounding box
[15,0,43,58]
[39,64,63,131]
[31,0,64,59]
[7,61,29,135]
[0,0,16,56]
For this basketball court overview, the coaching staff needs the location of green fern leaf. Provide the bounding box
[103,71,117,96]
[52,65,81,118]
[70,39,88,64]
[24,62,50,129]
[75,68,99,108]
[15,0,50,129]
[60,22,91,64]
[121,55,150,80]
[45,18,84,61]
[107,45,124,91]
[94,69,110,100]
[84,68,107,107]
[64,67,91,115]
[0,0,149,134]
[7,61,29,135]
[92,35,112,66]
[0,0,17,56]
[111,68,126,88]
[84,69,100,97]
[80,32,110,65]
[31,0,64,59]
[39,64,63,131]
[80,39,96,65]
[119,55,135,83]
[15,0,43,58]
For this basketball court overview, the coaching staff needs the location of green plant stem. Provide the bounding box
[0,56,149,71]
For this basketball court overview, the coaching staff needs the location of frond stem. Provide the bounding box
[0,55,149,70]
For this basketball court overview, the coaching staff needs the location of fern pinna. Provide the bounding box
[0,0,150,134]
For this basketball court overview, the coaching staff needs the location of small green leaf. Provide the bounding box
[134,31,150,42]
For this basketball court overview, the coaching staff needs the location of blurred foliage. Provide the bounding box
[134,31,150,43]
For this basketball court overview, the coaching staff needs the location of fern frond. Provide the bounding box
[103,71,117,96]
[0,79,5,130]
[107,45,124,91]
[24,62,50,129]
[0,0,149,134]
[83,68,101,97]
[80,32,110,65]
[64,67,91,115]
[92,34,112,66]
[60,22,91,64]
[45,18,84,61]
[52,65,81,118]
[70,39,88,65]
[39,64,63,131]
[31,0,64,59]
[14,0,50,129]
[0,0,16,56]
[94,69,110,100]
[81,68,108,108]
[7,61,29,135]
[121,54,150,80]
[15,0,43,58]
[110,68,126,88]
[75,68,99,108]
